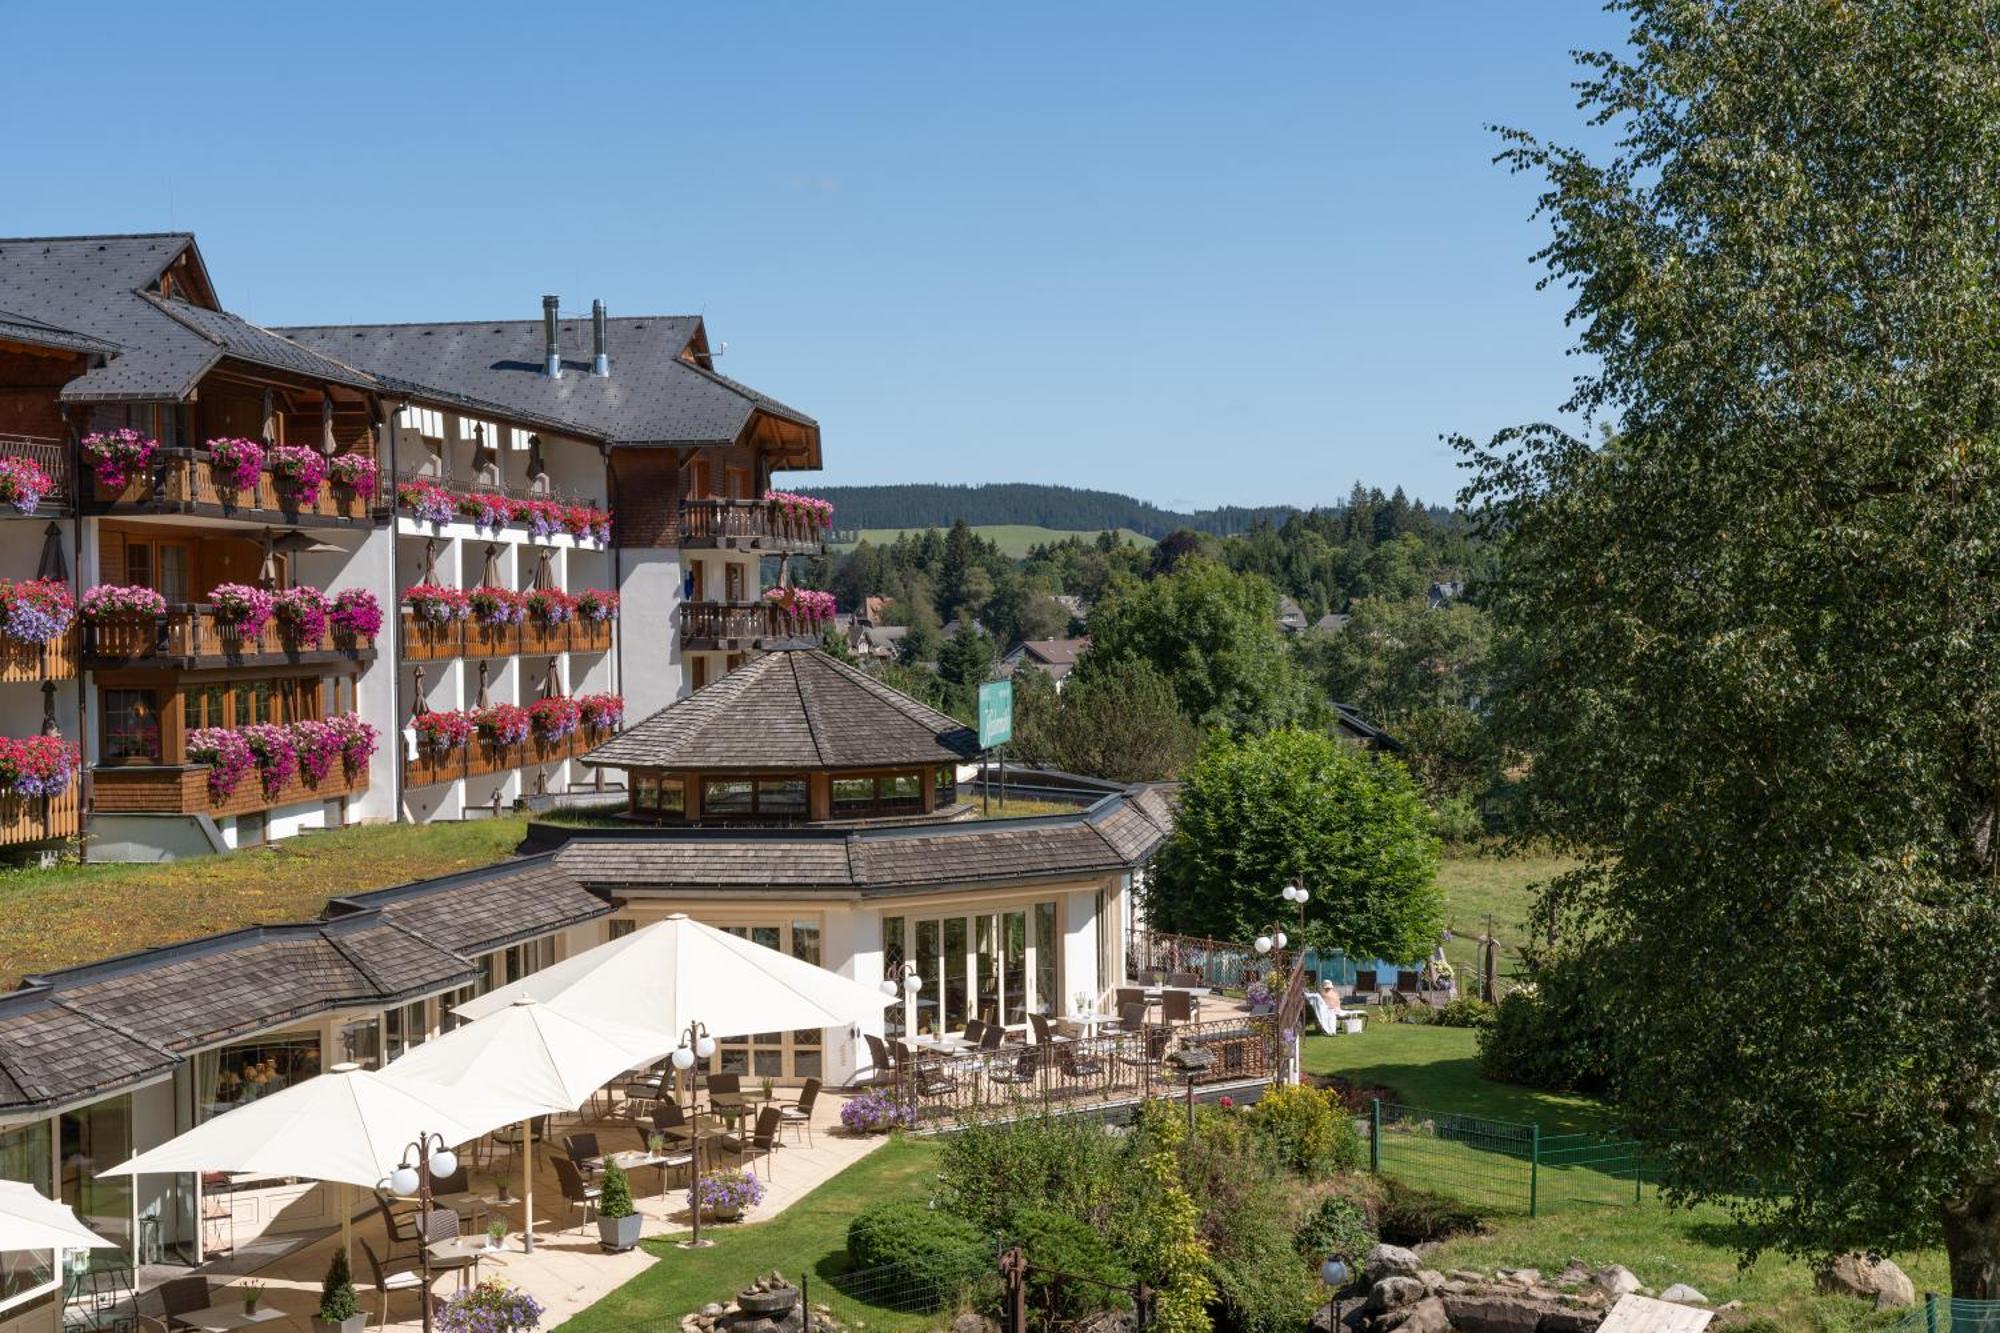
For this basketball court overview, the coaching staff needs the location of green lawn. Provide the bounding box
[1305,1025,1609,1137]
[832,525,1155,559]
[0,816,530,986]
[1435,850,1575,991]
[561,1136,945,1332]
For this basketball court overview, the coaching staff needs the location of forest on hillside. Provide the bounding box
[800,481,1452,539]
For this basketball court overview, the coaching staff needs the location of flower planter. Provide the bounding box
[703,1205,744,1223]
[597,1212,644,1252]
[521,620,566,656]
[311,1316,366,1333]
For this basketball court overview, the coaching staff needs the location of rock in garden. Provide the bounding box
[1366,1243,1423,1282]
[1368,1275,1429,1312]
[1555,1258,1593,1286]
[1450,1270,1486,1284]
[1440,1293,1548,1332]
[702,1304,725,1317]
[1658,1283,1707,1305]
[1816,1253,1916,1310]
[1593,1265,1641,1298]
[949,1314,996,1333]
[1539,1312,1604,1333]
[1496,1267,1541,1286]
[1382,1295,1450,1333]
[1416,1269,1446,1293]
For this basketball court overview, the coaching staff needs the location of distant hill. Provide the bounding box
[835,524,1155,559]
[800,483,1302,540]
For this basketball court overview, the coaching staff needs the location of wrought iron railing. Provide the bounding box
[679,497,827,550]
[0,433,72,503]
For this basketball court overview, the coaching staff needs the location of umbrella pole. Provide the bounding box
[522,1117,536,1254]
[340,1181,352,1271]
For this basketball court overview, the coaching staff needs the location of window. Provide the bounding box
[882,915,907,1038]
[60,1095,132,1257]
[337,1017,381,1068]
[504,936,557,983]
[0,1119,54,1312]
[833,772,925,817]
[755,778,807,815]
[634,773,686,820]
[1035,900,1059,1017]
[609,919,637,940]
[725,563,746,603]
[882,772,922,813]
[439,984,477,1033]
[397,405,445,439]
[832,777,874,815]
[935,765,958,807]
[193,1032,322,1122]
[703,779,753,815]
[384,1001,428,1062]
[103,689,162,763]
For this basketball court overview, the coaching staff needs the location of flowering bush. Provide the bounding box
[592,511,612,544]
[405,584,471,624]
[575,588,619,622]
[0,455,52,513]
[397,480,455,526]
[329,588,383,638]
[80,585,167,622]
[457,491,513,532]
[241,722,300,796]
[438,1280,543,1333]
[272,586,330,642]
[327,453,378,497]
[0,579,73,643]
[414,710,475,752]
[208,583,275,634]
[1244,979,1275,1011]
[268,445,328,504]
[291,718,344,783]
[578,693,624,730]
[765,490,834,529]
[527,696,580,741]
[204,437,265,492]
[560,505,611,541]
[0,736,79,798]
[81,430,157,490]
[840,1089,913,1134]
[329,713,378,774]
[468,587,525,627]
[187,727,253,799]
[763,586,837,623]
[523,588,575,625]
[510,499,562,540]
[691,1167,766,1215]
[474,703,530,748]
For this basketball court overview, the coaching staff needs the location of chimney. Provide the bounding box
[591,300,610,377]
[542,294,561,378]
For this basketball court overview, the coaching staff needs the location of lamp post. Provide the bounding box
[1319,1254,1353,1331]
[1282,877,1310,937]
[387,1131,460,1333]
[879,964,923,1109]
[671,1020,719,1249]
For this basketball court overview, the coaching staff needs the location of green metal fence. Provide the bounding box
[1885,1295,2000,1331]
[1368,1099,1650,1216]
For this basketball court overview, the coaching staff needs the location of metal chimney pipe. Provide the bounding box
[591,300,610,377]
[542,294,561,378]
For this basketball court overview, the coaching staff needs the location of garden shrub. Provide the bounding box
[1202,1185,1321,1333]
[845,1201,990,1311]
[1011,1207,1135,1323]
[1433,995,1494,1028]
[1476,952,1619,1094]
[1113,1151,1214,1333]
[1293,1194,1377,1265]
[1245,1083,1363,1176]
[937,1113,1130,1235]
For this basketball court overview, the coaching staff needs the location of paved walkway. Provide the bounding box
[136,1091,887,1330]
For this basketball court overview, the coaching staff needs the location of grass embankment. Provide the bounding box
[1433,850,1575,991]
[1310,1025,1945,1329]
[561,1137,946,1333]
[0,816,529,986]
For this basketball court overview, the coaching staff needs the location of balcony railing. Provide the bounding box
[92,760,369,818]
[679,602,828,651]
[0,784,81,847]
[679,498,827,553]
[393,462,604,509]
[84,607,375,669]
[0,433,72,507]
[399,613,614,662]
[1127,927,1296,995]
[90,448,375,524]
[0,629,79,682]
[402,727,612,790]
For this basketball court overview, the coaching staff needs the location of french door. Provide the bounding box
[890,903,1059,1037]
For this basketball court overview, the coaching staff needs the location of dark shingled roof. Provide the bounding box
[552,784,1176,896]
[0,852,613,1115]
[276,316,817,448]
[583,648,981,772]
[0,307,121,355]
[0,233,376,401]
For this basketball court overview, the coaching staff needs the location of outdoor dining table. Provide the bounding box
[602,1148,688,1201]
[173,1305,288,1331]
[1059,1012,1106,1039]
[428,1236,504,1292]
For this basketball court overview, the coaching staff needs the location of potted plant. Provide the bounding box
[759,1075,775,1103]
[838,1089,910,1135]
[690,1168,765,1222]
[596,1160,642,1252]
[311,1251,364,1333]
[494,1175,511,1203]
[437,1280,543,1333]
[646,1132,667,1157]
[0,455,52,514]
[486,1217,508,1251]
[1245,979,1276,1015]
[241,1281,264,1315]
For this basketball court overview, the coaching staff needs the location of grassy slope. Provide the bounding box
[0,817,529,986]
[1435,851,1575,990]
[561,1136,945,1333]
[834,525,1156,559]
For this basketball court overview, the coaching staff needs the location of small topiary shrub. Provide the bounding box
[598,1161,634,1220]
[846,1200,990,1312]
[1246,1083,1364,1177]
[1012,1207,1135,1323]
[316,1248,360,1323]
[1293,1194,1377,1265]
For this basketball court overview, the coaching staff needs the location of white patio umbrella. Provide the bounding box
[454,913,893,1246]
[384,998,674,1251]
[0,1180,117,1252]
[99,1061,540,1271]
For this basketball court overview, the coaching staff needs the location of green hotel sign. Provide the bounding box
[977,679,1013,749]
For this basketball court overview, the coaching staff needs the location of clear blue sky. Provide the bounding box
[6,2,1624,513]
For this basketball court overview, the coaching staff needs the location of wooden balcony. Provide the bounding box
[85,608,374,671]
[0,433,73,510]
[679,498,827,554]
[92,760,370,818]
[0,784,81,847]
[398,613,614,662]
[89,448,376,527]
[0,629,79,682]
[403,728,611,790]
[679,602,827,652]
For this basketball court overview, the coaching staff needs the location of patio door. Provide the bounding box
[895,905,1053,1036]
[708,920,824,1081]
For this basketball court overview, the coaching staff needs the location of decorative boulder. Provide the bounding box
[1365,1243,1423,1283]
[1658,1283,1708,1306]
[1816,1254,1916,1310]
[1367,1276,1429,1313]
[1594,1265,1642,1298]
[1383,1296,1450,1333]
